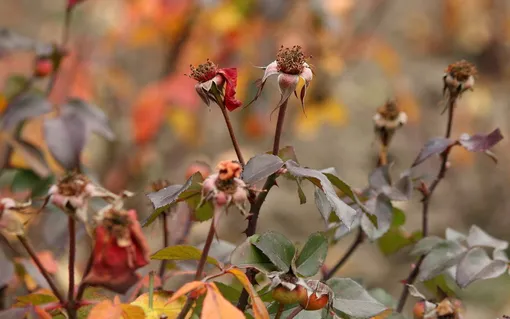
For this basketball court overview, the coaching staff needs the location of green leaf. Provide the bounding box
[15,293,58,306]
[466,225,508,250]
[285,161,357,228]
[455,247,508,288]
[230,235,279,273]
[11,169,54,198]
[423,274,457,299]
[368,288,397,308]
[277,146,299,163]
[377,228,415,256]
[3,74,30,100]
[327,278,388,317]
[361,194,393,240]
[252,231,296,272]
[417,241,467,281]
[150,245,221,268]
[214,282,242,303]
[294,232,328,277]
[296,179,307,204]
[411,236,446,256]
[392,207,406,226]
[241,154,283,184]
[143,172,202,227]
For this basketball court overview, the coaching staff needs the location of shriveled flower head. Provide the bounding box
[443,60,477,96]
[83,208,150,294]
[48,172,118,222]
[189,59,242,111]
[373,99,407,146]
[200,160,250,228]
[248,45,313,112]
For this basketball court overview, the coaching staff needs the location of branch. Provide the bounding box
[75,252,93,302]
[236,100,289,310]
[395,93,458,312]
[159,211,170,283]
[323,228,364,280]
[176,219,216,319]
[287,306,303,319]
[67,216,77,319]
[17,235,65,304]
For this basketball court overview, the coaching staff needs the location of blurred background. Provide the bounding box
[1,0,510,317]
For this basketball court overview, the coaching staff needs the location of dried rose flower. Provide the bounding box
[48,173,117,222]
[373,99,407,147]
[83,208,150,294]
[200,160,250,227]
[248,45,313,111]
[443,60,477,96]
[189,59,242,111]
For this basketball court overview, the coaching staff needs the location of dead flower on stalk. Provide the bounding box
[373,99,407,147]
[247,45,313,114]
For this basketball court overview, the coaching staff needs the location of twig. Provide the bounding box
[237,99,289,310]
[287,306,303,319]
[176,220,216,319]
[274,303,285,319]
[159,211,170,283]
[212,87,245,165]
[67,216,77,319]
[75,248,93,302]
[17,235,65,304]
[323,228,364,280]
[395,93,458,312]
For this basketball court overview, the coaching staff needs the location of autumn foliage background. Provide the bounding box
[2,0,510,318]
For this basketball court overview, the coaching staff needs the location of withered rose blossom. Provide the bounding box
[83,209,150,294]
[373,99,407,147]
[443,60,477,96]
[248,45,313,111]
[0,198,30,236]
[48,173,116,222]
[189,60,242,111]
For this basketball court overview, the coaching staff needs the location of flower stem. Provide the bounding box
[237,99,289,311]
[395,93,458,313]
[287,306,303,319]
[75,252,93,302]
[176,220,216,319]
[67,216,76,319]
[323,228,364,280]
[274,303,285,319]
[17,235,65,304]
[212,87,245,166]
[159,211,170,283]
[47,6,72,96]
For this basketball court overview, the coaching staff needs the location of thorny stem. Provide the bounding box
[17,235,65,304]
[237,99,289,311]
[212,87,245,165]
[159,211,170,283]
[323,228,364,280]
[287,306,303,319]
[396,93,458,313]
[176,219,216,319]
[67,216,77,319]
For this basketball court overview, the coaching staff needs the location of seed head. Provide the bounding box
[445,60,477,82]
[377,99,401,121]
[57,173,89,197]
[276,45,307,75]
[189,59,218,83]
[102,208,132,247]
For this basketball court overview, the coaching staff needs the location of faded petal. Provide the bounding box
[195,84,211,107]
[218,68,242,111]
[262,61,279,83]
[277,73,300,107]
[300,64,313,83]
[0,209,24,236]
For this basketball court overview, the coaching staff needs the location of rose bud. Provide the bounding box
[34,58,53,78]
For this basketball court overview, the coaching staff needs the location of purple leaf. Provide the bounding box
[361,194,393,240]
[241,154,283,184]
[368,165,391,190]
[0,93,52,130]
[2,138,50,177]
[0,28,35,57]
[455,247,508,288]
[387,170,412,201]
[459,128,503,152]
[43,112,87,171]
[412,138,456,167]
[62,98,115,141]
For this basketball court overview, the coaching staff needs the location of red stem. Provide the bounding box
[17,235,65,304]
[67,216,76,319]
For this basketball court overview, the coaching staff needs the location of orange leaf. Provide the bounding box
[227,268,269,319]
[87,300,123,319]
[202,283,245,319]
[166,281,206,305]
[32,306,52,319]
